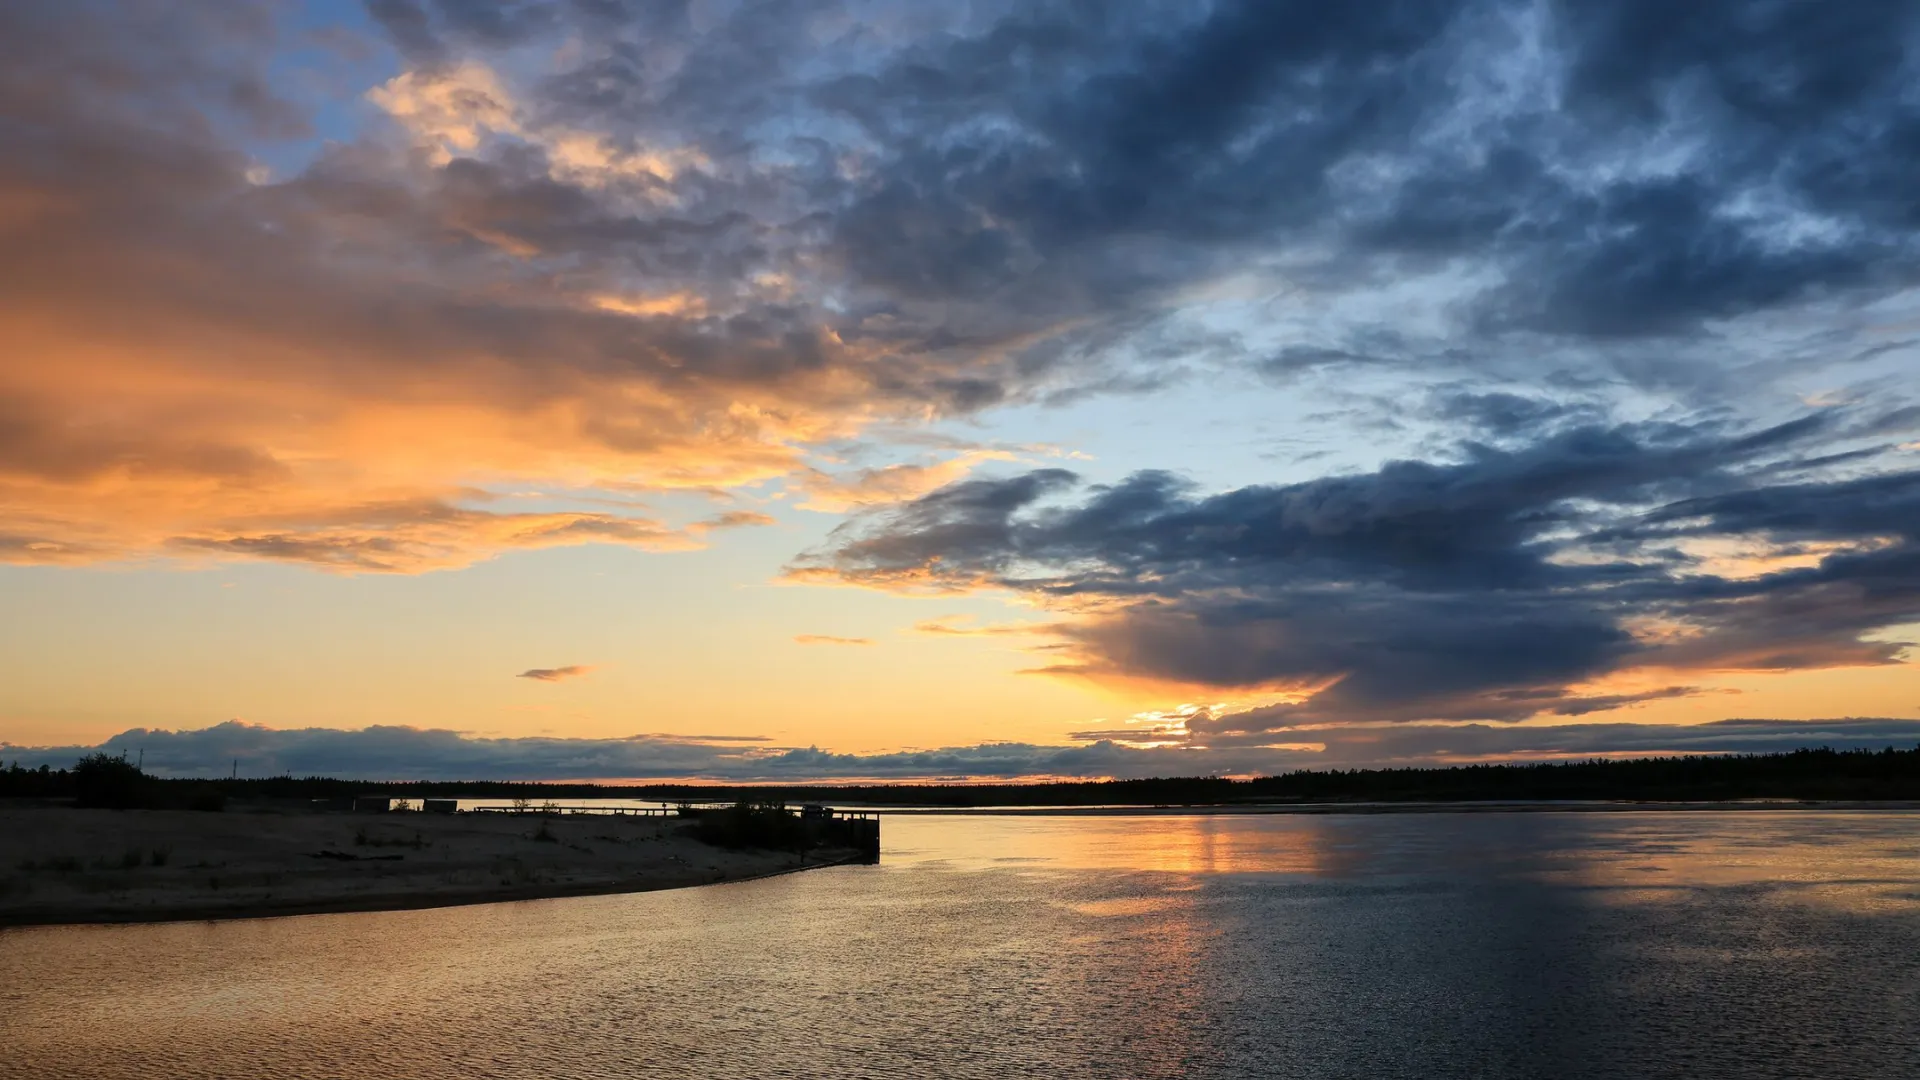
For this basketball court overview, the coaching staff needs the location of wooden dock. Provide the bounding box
[812,807,880,862]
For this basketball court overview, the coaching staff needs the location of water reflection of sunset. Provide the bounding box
[888,813,1336,877]
[1530,812,1920,915]
[884,811,1920,915]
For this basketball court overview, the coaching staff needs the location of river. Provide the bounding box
[4,811,1917,1079]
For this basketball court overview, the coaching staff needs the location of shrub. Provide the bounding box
[689,801,811,853]
[72,753,150,809]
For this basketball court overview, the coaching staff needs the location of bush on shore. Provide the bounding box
[72,753,151,809]
[689,801,811,853]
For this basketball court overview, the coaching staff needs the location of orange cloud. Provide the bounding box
[0,25,1072,575]
[793,634,874,646]
[794,451,1018,514]
[517,665,595,682]
[910,615,1055,637]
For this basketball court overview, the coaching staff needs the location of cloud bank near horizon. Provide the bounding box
[5,718,1918,783]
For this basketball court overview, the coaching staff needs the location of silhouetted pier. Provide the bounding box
[809,806,881,862]
[469,804,677,817]
[458,800,881,861]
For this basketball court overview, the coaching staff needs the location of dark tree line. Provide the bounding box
[5,744,1920,806]
[2,754,225,810]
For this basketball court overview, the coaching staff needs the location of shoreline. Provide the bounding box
[0,850,865,929]
[0,807,862,930]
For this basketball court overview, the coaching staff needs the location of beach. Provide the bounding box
[0,805,845,926]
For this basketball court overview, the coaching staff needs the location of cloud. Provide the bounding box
[795,411,1920,730]
[366,61,521,163]
[4,718,1918,781]
[794,451,1020,514]
[161,502,710,574]
[516,665,593,682]
[792,634,873,647]
[0,5,1058,572]
[910,616,1054,638]
[7,0,1920,574]
[696,511,777,532]
[797,0,1920,350]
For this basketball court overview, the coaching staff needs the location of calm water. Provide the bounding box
[4,812,1918,1079]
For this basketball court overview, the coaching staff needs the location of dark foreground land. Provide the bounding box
[0,807,856,926]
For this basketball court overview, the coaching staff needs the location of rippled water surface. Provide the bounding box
[6,811,1919,1079]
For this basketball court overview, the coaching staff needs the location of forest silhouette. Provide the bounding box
[5,745,1917,807]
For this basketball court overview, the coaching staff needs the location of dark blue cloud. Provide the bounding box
[339,0,1920,388]
[799,411,1920,727]
[823,0,1920,342]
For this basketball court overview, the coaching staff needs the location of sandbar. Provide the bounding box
[0,805,853,927]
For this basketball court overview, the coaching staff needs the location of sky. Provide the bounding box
[4,0,1920,781]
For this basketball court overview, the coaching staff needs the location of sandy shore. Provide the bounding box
[0,806,852,926]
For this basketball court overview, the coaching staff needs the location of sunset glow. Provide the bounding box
[5,0,1920,781]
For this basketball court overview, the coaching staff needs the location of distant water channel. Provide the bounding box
[6,811,1919,1079]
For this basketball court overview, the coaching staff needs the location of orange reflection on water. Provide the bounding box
[1510,811,1920,915]
[884,810,1920,915]
[885,812,1338,877]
